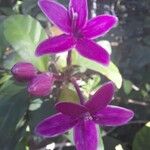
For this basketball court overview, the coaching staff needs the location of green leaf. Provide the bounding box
[0,74,11,85]
[3,15,49,71]
[29,98,56,131]
[82,75,101,97]
[123,79,133,95]
[72,51,122,89]
[0,79,25,98]
[29,98,43,111]
[103,136,124,150]
[0,16,8,59]
[59,88,79,103]
[65,129,74,145]
[3,52,21,69]
[133,122,150,150]
[0,90,29,149]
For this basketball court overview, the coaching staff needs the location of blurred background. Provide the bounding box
[0,0,150,150]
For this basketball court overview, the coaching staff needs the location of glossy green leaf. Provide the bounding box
[3,15,49,71]
[72,51,122,89]
[133,122,150,150]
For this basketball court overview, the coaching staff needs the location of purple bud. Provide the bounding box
[11,62,37,81]
[28,73,54,97]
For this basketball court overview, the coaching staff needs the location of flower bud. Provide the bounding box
[28,73,54,97]
[11,62,37,81]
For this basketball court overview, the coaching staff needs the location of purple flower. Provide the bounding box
[36,0,118,65]
[28,73,54,97]
[11,62,37,81]
[35,82,134,149]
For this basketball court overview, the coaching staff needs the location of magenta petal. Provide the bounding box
[36,34,75,56]
[35,113,78,137]
[76,38,110,65]
[69,0,88,29]
[93,105,134,126]
[38,0,71,33]
[74,120,98,150]
[82,14,118,39]
[55,102,88,117]
[85,82,115,114]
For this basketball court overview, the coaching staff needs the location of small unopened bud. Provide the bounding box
[11,62,37,81]
[28,73,54,97]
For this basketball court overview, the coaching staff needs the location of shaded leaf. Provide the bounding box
[0,90,29,149]
[133,122,150,150]
[0,79,25,98]
[29,98,56,132]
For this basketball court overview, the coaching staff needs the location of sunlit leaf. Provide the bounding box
[72,50,122,89]
[59,88,79,103]
[3,15,49,71]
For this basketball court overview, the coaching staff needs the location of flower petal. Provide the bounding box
[35,113,78,137]
[76,38,110,65]
[93,105,134,126]
[85,82,115,114]
[82,14,118,39]
[69,0,88,29]
[74,120,98,150]
[55,102,88,117]
[38,0,71,33]
[36,34,75,56]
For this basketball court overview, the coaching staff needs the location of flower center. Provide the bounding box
[69,7,84,39]
[82,112,93,121]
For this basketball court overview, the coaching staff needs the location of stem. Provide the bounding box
[71,78,84,105]
[67,50,72,66]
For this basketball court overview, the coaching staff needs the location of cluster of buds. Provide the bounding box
[11,62,54,97]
